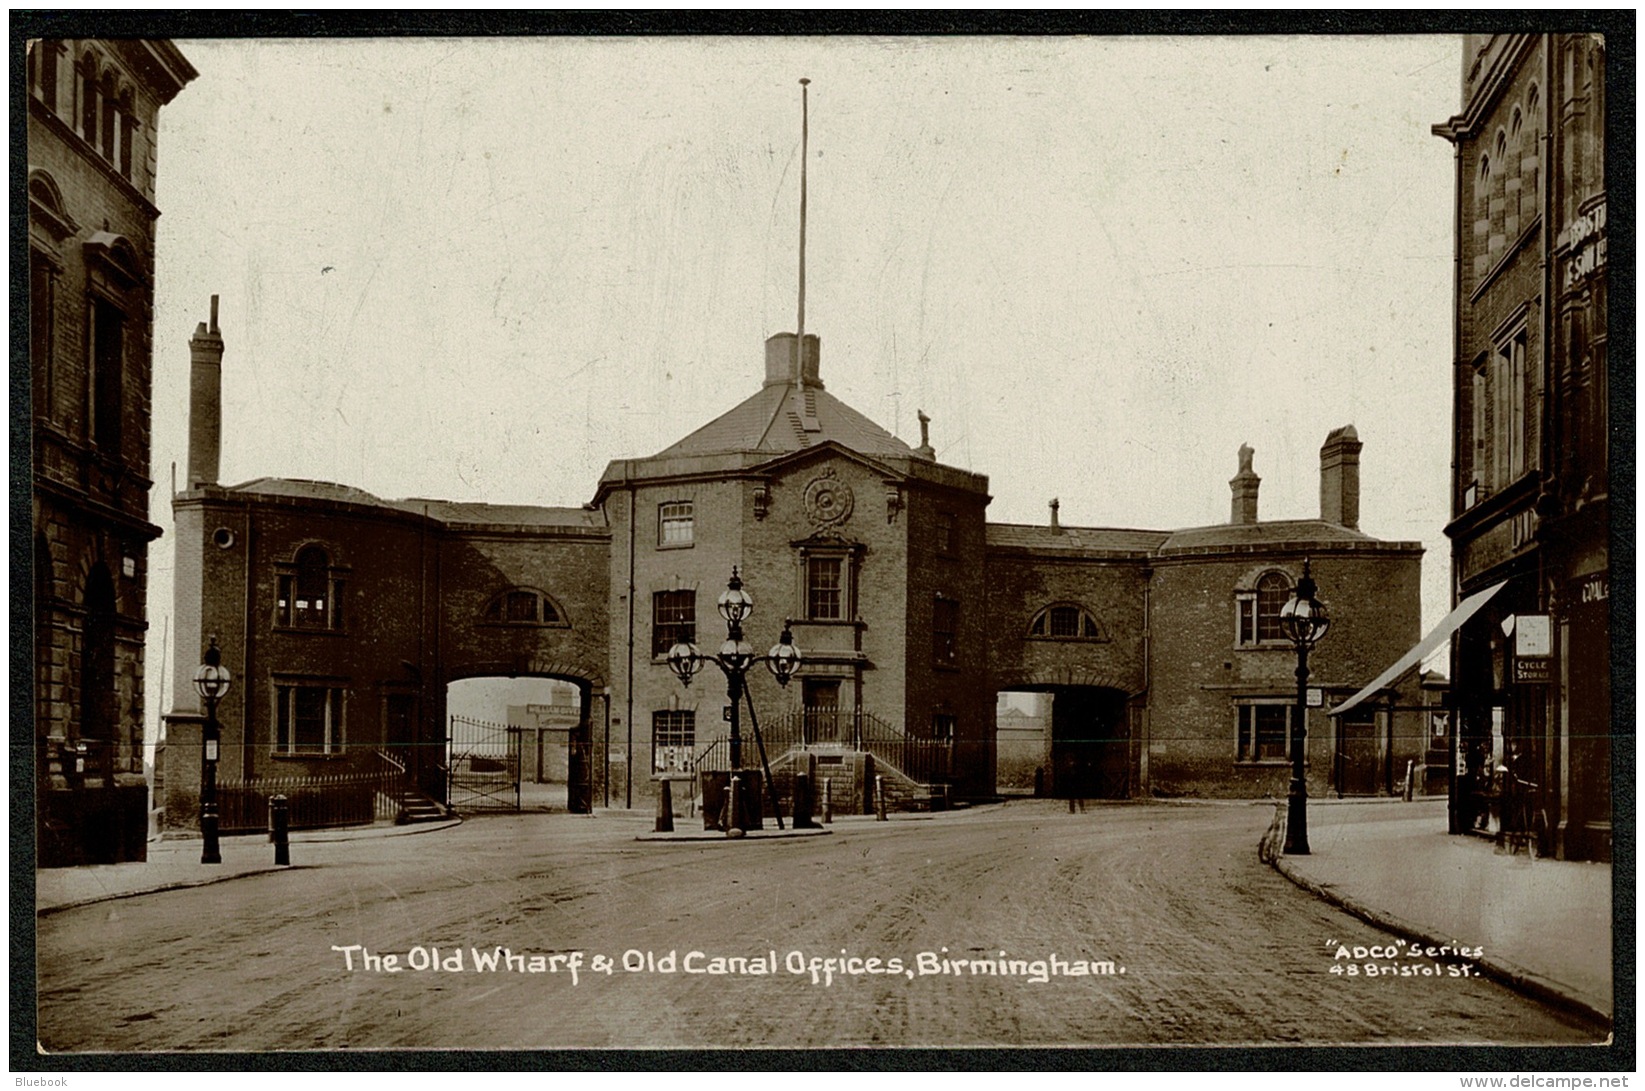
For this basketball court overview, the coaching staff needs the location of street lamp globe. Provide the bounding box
[719,636,756,674]
[666,641,705,686]
[193,637,233,702]
[766,624,802,687]
[1279,561,1331,649]
[717,568,754,626]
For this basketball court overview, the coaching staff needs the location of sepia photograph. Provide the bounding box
[18,15,1626,1069]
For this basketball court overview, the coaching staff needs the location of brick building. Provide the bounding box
[163,316,1426,826]
[162,311,609,831]
[29,39,196,865]
[1432,34,1611,861]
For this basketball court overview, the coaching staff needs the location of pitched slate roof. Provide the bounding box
[224,478,599,530]
[986,523,1171,554]
[651,382,915,461]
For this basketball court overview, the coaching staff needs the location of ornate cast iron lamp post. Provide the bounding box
[193,636,232,865]
[666,569,802,830]
[1279,559,1330,855]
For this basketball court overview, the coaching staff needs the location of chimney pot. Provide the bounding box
[1050,498,1062,534]
[1229,444,1260,525]
[1320,425,1363,529]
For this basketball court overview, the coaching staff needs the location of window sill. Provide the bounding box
[1027,635,1110,644]
[273,626,349,637]
[270,751,347,760]
[1236,641,1293,651]
[933,662,962,673]
[656,542,695,551]
[478,621,570,630]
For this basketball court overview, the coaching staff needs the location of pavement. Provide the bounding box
[34,817,464,915]
[1264,796,1614,1027]
[35,796,1615,1031]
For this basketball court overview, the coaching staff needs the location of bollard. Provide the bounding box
[655,778,675,833]
[270,794,290,866]
[1403,760,1415,802]
[726,774,745,838]
[792,772,815,829]
[821,777,833,824]
[875,774,888,821]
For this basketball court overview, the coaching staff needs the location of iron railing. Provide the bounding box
[215,753,408,834]
[690,708,953,787]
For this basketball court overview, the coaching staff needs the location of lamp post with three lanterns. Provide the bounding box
[665,568,802,833]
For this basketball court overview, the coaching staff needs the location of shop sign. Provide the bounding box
[1572,574,1609,606]
[1515,658,1551,684]
[1306,687,1323,708]
[1515,614,1551,657]
[1562,200,1608,290]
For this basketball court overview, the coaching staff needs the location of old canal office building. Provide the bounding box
[162,316,1429,826]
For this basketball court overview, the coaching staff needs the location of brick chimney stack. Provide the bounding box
[186,295,223,489]
[1229,444,1260,525]
[1320,425,1362,529]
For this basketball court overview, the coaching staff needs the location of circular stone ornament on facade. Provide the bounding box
[803,473,855,528]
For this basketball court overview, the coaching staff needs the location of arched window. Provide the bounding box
[276,545,345,630]
[1236,570,1293,646]
[80,53,97,144]
[482,587,565,627]
[1027,602,1106,641]
[117,88,135,177]
[99,72,116,157]
[1510,107,1522,143]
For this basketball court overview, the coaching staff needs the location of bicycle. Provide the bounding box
[1499,771,1550,858]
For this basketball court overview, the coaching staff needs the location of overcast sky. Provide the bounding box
[146,35,1464,728]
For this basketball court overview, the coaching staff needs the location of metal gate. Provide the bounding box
[448,715,521,812]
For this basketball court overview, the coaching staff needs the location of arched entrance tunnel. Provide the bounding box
[997,686,1132,800]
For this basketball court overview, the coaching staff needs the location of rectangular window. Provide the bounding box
[38,42,58,112]
[936,512,956,555]
[652,710,695,774]
[91,297,124,453]
[31,254,55,420]
[932,713,957,742]
[1236,594,1257,646]
[275,685,344,755]
[658,501,694,547]
[1471,360,1488,497]
[933,597,959,666]
[1236,703,1292,763]
[806,556,843,620]
[652,589,696,657]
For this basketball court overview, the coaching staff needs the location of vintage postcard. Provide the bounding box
[21,20,1624,1070]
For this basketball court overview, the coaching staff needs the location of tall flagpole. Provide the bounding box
[796,77,810,391]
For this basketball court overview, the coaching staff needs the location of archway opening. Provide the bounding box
[995,686,1131,800]
[446,676,584,812]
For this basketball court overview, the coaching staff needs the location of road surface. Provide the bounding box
[36,801,1603,1051]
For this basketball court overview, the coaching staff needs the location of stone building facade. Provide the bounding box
[163,315,1426,826]
[1433,33,1611,861]
[29,39,196,865]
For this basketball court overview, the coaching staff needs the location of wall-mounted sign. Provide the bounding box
[1515,658,1552,684]
[1563,200,1608,290]
[1306,687,1323,708]
[1515,614,1551,657]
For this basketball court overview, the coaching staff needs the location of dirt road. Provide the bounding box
[36,801,1602,1051]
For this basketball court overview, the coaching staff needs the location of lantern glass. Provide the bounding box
[719,637,755,674]
[1279,592,1330,648]
[717,583,753,626]
[766,629,802,686]
[667,641,704,684]
[194,663,232,702]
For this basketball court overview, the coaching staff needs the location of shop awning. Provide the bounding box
[1329,580,1508,718]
